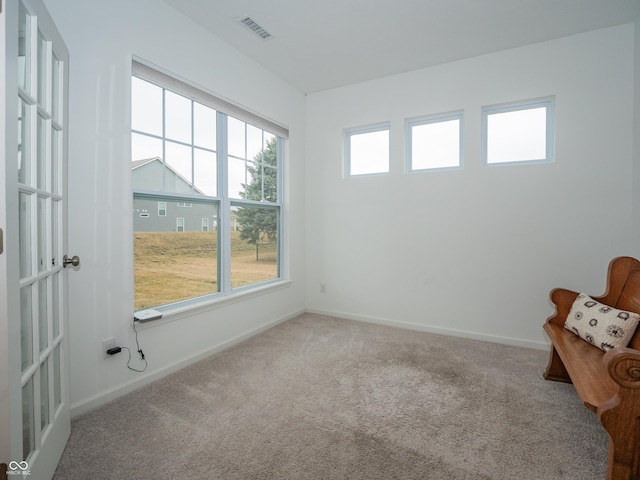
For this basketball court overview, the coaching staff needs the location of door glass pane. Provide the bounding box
[51,128,59,194]
[37,31,48,108]
[19,193,32,278]
[53,345,61,409]
[51,52,60,122]
[52,273,60,338]
[20,286,33,373]
[38,196,47,272]
[51,200,59,267]
[40,359,50,431]
[22,378,35,460]
[18,99,30,185]
[37,115,46,190]
[39,278,48,352]
[18,2,29,91]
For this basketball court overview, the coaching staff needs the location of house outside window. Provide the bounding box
[131,60,287,312]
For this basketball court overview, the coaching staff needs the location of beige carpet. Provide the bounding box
[53,313,608,479]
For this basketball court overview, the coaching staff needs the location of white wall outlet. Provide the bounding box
[320,283,327,294]
[102,337,116,358]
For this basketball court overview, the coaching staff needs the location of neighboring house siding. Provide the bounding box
[133,198,215,232]
[132,160,165,191]
[133,158,216,232]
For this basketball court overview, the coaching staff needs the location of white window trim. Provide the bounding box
[481,97,555,167]
[344,123,391,178]
[158,201,167,216]
[406,111,464,173]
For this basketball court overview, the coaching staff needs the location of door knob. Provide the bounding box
[63,255,80,268]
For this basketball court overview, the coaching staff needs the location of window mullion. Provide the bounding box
[161,88,166,190]
[190,100,195,192]
[218,112,231,293]
[277,137,284,278]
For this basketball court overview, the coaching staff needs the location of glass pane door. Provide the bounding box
[13,0,70,477]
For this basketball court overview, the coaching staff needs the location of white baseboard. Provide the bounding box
[70,308,305,418]
[304,307,550,351]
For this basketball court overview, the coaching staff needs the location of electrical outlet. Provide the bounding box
[320,283,326,294]
[102,337,116,358]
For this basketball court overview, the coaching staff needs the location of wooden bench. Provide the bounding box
[543,256,640,480]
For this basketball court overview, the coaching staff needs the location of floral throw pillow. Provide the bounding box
[564,293,640,352]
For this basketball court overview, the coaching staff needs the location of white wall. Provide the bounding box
[43,0,306,416]
[305,25,635,349]
[35,0,637,416]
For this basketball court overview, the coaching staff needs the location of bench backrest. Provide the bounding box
[611,268,640,350]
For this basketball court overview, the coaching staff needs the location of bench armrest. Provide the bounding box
[546,288,580,327]
[604,346,640,389]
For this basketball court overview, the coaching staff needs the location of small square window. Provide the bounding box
[345,125,390,176]
[407,112,463,172]
[482,98,554,165]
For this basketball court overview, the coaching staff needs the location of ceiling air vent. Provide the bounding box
[237,16,273,41]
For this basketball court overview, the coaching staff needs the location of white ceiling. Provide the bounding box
[162,0,640,94]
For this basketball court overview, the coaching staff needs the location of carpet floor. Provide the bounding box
[53,313,608,479]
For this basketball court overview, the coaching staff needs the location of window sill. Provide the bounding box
[133,279,292,329]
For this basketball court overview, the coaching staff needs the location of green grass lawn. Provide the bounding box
[134,230,277,310]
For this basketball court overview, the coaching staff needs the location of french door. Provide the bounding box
[3,0,70,478]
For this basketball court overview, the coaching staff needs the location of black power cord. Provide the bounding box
[124,320,148,372]
[104,320,148,372]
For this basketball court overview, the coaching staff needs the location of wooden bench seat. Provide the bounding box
[543,257,640,480]
[544,321,620,412]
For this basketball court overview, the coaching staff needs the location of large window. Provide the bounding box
[131,60,286,312]
[482,98,554,166]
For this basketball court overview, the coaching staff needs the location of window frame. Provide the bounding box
[131,58,287,315]
[344,123,390,177]
[406,111,464,173]
[158,201,166,216]
[481,97,555,167]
